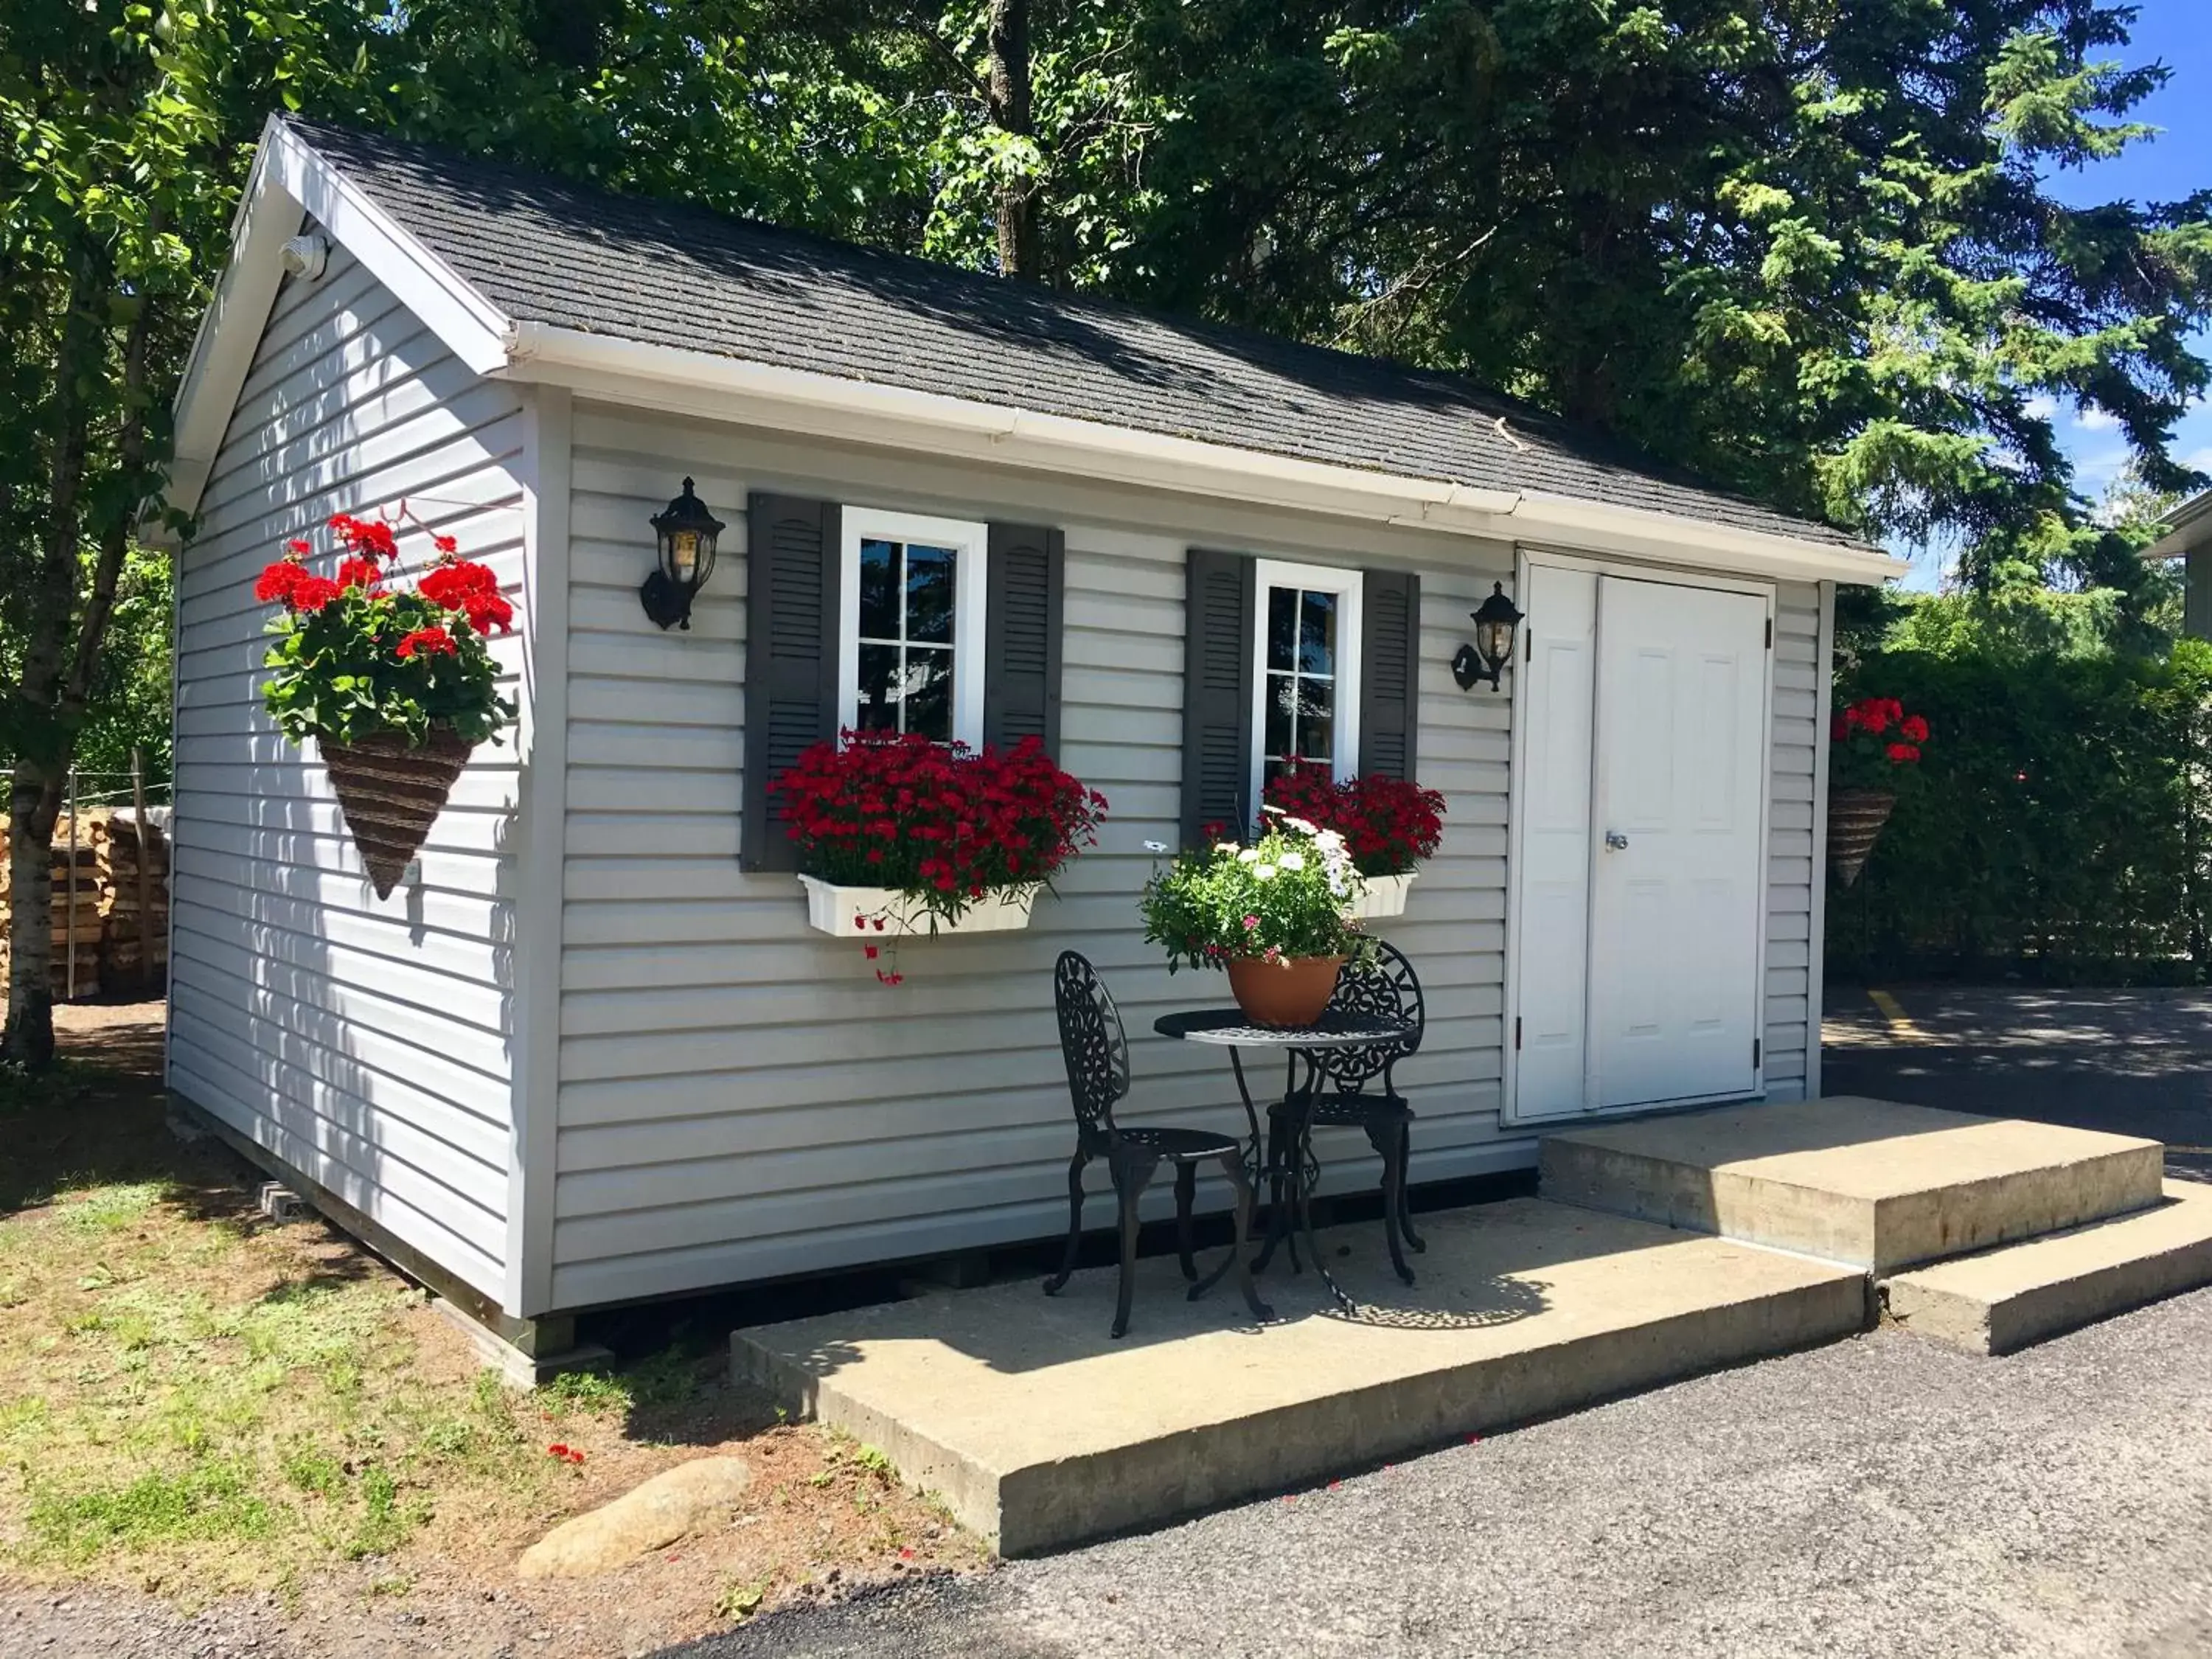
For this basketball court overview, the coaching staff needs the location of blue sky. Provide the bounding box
[1900,1,2211,585]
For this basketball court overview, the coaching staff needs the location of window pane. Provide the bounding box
[1265,672,1296,761]
[855,643,900,731]
[905,543,956,644]
[1267,586,1297,673]
[1298,675,1335,761]
[1299,590,1336,675]
[859,538,900,641]
[905,646,955,741]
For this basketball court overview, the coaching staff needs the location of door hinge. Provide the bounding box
[1515,1016,1523,1051]
[1764,616,1773,649]
[1753,1037,1762,1068]
[1524,627,1534,663]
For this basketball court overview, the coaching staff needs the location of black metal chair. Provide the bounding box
[1046,950,1273,1338]
[1259,941,1427,1285]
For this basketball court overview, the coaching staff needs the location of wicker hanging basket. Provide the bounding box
[318,727,474,898]
[1827,786,1897,888]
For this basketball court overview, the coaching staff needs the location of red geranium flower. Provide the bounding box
[335,556,383,592]
[288,574,341,612]
[1899,714,1929,742]
[1885,742,1921,764]
[396,625,457,659]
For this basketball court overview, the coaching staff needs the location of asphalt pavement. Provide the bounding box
[676,985,2212,1659]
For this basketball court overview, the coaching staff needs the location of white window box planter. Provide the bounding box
[799,874,1040,938]
[1345,870,1416,920]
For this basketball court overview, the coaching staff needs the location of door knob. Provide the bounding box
[1604,830,1629,851]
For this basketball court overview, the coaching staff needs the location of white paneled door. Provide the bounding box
[1509,567,1770,1121]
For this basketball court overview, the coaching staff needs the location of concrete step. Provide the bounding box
[734,1197,1869,1555]
[1539,1096,2164,1273]
[1883,1180,2212,1355]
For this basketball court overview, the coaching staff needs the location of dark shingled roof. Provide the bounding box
[290,119,1864,550]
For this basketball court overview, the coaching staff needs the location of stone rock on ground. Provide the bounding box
[517,1455,753,1579]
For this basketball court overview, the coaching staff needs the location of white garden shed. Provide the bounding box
[158,117,1902,1356]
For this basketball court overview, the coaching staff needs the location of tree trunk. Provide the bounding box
[986,0,1039,279]
[1,768,64,1066]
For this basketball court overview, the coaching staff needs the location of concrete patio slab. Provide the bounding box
[1539,1096,2163,1272]
[1884,1179,2212,1355]
[731,1198,1868,1556]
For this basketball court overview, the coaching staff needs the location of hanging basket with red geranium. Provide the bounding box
[768,731,1107,981]
[257,508,517,898]
[1262,761,1447,919]
[1827,695,1930,886]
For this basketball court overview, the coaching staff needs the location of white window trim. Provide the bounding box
[838,508,990,748]
[1249,557,1363,815]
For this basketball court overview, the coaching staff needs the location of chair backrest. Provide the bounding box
[1053,950,1130,1134]
[1313,940,1425,1093]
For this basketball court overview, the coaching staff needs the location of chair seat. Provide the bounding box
[1270,1092,1413,1129]
[1114,1125,1245,1161]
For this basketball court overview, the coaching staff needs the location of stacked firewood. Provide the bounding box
[92,813,171,987]
[0,810,170,999]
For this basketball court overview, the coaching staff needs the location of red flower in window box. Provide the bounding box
[1263,762,1446,878]
[770,731,1107,976]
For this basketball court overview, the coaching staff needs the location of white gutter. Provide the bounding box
[501,321,1904,587]
[2146,489,2212,560]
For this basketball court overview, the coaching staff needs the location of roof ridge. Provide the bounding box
[274,114,1864,549]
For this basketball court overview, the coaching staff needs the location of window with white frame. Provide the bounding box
[838,509,989,748]
[1250,559,1362,810]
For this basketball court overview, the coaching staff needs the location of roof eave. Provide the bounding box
[153,116,512,547]
[2145,490,2212,560]
[498,320,1903,586]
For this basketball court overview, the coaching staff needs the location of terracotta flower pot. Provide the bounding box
[1225,954,1346,1029]
[1827,786,1897,888]
[318,727,474,898]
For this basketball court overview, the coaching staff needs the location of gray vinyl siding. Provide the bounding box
[545,406,1821,1310]
[169,242,524,1303]
[1763,580,1825,1099]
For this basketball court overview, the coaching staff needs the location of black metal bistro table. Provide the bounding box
[1154,1007,1415,1312]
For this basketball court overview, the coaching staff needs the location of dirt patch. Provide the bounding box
[0,1002,987,1656]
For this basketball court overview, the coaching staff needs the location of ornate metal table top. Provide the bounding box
[1153,1008,1412,1048]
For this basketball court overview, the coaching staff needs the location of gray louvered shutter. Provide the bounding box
[1180,549,1256,847]
[983,523,1065,755]
[1359,568,1421,780]
[740,493,841,871]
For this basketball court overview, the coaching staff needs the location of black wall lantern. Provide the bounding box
[641,477,724,630]
[1451,582,1525,692]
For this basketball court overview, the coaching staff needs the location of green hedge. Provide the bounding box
[1828,637,2212,982]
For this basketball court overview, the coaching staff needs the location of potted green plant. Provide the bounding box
[1828,695,1929,885]
[257,510,516,897]
[1263,762,1446,919]
[1140,812,1374,1026]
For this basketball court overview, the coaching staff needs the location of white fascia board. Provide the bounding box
[499,320,1902,586]
[2145,490,2212,560]
[159,117,514,540]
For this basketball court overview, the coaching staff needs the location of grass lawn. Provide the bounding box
[0,1005,981,1652]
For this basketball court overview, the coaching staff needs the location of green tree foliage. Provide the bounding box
[0,0,375,1058]
[1829,633,2212,981]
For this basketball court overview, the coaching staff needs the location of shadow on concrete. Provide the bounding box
[1823,984,2212,1185]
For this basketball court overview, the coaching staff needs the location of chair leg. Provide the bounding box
[1110,1156,1152,1340]
[1174,1162,1198,1281]
[1253,1114,1285,1273]
[1043,1152,1088,1295]
[1370,1121,1414,1287]
[1397,1121,1425,1253]
[1214,1149,1274,1324]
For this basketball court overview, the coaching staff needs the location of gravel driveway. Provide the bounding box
[683,985,2212,1659]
